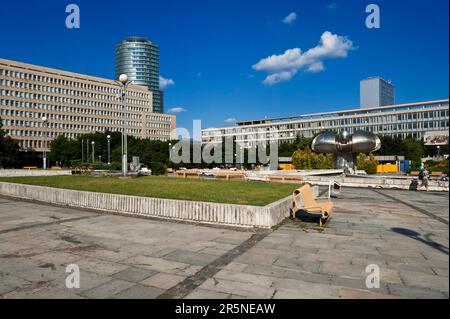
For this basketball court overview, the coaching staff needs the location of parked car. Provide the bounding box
[137,165,152,176]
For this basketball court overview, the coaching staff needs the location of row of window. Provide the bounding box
[214,110,449,136]
[0,68,149,98]
[1,107,143,121]
[1,117,142,129]
[145,122,171,129]
[0,85,150,109]
[146,115,172,122]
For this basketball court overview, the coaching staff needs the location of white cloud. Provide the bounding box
[326,3,338,10]
[252,31,355,85]
[224,118,237,123]
[305,62,325,73]
[159,76,175,90]
[262,70,297,85]
[167,107,186,113]
[282,12,297,24]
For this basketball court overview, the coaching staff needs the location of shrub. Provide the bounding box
[356,153,379,174]
[150,162,166,175]
[292,147,334,170]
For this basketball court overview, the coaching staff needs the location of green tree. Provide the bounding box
[292,147,334,170]
[49,135,78,166]
[376,135,425,163]
[356,152,379,174]
[0,117,21,168]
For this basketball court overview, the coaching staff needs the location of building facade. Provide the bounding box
[202,99,449,147]
[360,77,395,108]
[0,58,175,152]
[115,37,163,113]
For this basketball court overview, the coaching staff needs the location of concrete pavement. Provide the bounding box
[0,187,448,299]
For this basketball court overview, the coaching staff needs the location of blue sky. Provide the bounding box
[0,0,448,131]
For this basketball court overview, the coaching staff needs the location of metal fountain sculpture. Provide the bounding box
[311,130,381,174]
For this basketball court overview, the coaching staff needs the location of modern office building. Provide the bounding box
[360,77,395,108]
[0,58,176,152]
[202,99,449,147]
[115,37,163,113]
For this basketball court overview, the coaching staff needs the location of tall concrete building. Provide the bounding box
[0,58,175,152]
[115,37,163,113]
[360,77,395,108]
[202,99,449,146]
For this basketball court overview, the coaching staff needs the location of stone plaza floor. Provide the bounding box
[0,187,448,299]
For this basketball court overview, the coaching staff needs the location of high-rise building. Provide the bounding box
[0,58,176,152]
[115,37,163,113]
[360,77,395,108]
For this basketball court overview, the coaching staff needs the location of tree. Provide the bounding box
[49,135,78,166]
[356,152,379,174]
[48,131,176,174]
[292,147,334,170]
[0,117,21,168]
[376,135,425,164]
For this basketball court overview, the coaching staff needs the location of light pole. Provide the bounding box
[115,74,132,177]
[91,141,95,164]
[41,116,48,169]
[437,145,441,158]
[107,135,111,165]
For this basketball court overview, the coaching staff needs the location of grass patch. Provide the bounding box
[0,175,299,206]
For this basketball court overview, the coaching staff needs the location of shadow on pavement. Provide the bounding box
[391,227,449,255]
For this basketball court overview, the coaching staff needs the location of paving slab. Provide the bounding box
[0,187,448,299]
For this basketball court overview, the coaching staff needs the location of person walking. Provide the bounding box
[419,168,430,191]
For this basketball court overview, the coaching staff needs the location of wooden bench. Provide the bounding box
[216,172,245,181]
[409,171,420,177]
[431,171,444,177]
[290,183,334,227]
[177,170,200,179]
[23,166,38,170]
[269,174,303,184]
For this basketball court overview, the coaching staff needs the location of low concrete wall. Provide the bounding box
[0,182,317,229]
[0,169,72,177]
[303,175,449,192]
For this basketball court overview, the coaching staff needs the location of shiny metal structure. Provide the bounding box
[312,130,381,173]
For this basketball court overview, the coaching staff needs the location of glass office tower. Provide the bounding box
[115,37,163,113]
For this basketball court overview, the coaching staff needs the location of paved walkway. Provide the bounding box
[0,187,448,299]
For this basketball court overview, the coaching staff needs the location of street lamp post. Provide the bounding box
[91,141,95,164]
[115,74,131,177]
[86,139,89,163]
[107,135,111,165]
[41,116,48,169]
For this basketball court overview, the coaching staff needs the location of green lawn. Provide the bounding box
[0,175,299,206]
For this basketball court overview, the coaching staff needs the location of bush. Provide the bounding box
[91,163,111,170]
[78,162,122,170]
[108,162,122,170]
[150,162,166,175]
[427,159,449,175]
[292,147,334,170]
[365,154,379,174]
[356,153,379,174]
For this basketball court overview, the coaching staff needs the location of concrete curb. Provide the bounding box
[0,182,318,229]
[0,169,72,177]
